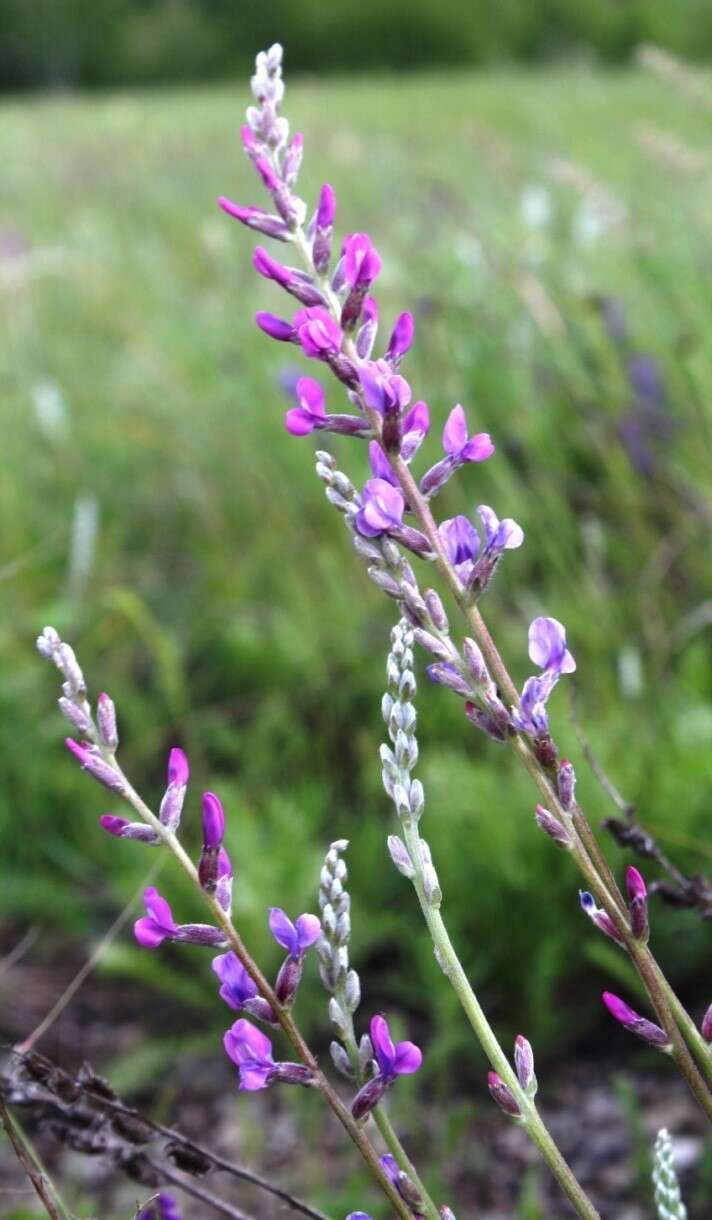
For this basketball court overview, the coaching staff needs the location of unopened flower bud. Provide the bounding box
[557,759,576,810]
[580,891,625,946]
[344,969,361,1013]
[626,866,649,941]
[329,997,349,1039]
[413,629,451,663]
[514,1035,537,1096]
[96,692,118,751]
[388,835,415,878]
[271,1062,315,1087]
[424,589,448,632]
[422,863,442,908]
[534,804,572,849]
[602,991,671,1050]
[487,1072,521,1119]
[358,1033,374,1075]
[351,1073,388,1120]
[275,954,304,1006]
[701,1003,712,1042]
[65,739,126,795]
[462,638,488,685]
[58,697,92,734]
[330,1040,354,1078]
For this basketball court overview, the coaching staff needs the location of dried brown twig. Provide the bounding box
[2,1049,331,1220]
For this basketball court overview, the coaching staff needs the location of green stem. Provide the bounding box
[400,819,602,1220]
[662,979,712,1088]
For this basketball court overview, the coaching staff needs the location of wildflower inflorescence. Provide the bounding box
[31,39,712,1220]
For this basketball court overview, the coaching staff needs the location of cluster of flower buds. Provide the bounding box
[487,1034,536,1121]
[511,616,576,764]
[652,1128,689,1220]
[315,840,367,1079]
[351,1015,422,1120]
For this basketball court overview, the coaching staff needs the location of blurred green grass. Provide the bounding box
[1,66,711,1081]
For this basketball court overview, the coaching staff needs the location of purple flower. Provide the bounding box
[134,887,179,948]
[439,506,523,590]
[213,952,258,1009]
[443,404,494,462]
[370,1014,422,1081]
[285,376,371,438]
[355,296,379,359]
[602,992,671,1049]
[351,1015,422,1119]
[224,1018,275,1090]
[439,516,480,584]
[168,747,189,787]
[359,360,411,418]
[316,182,336,229]
[224,1018,313,1090]
[420,405,494,497]
[285,376,326,434]
[355,479,405,538]
[294,307,343,359]
[400,400,430,461]
[343,233,381,288]
[269,908,321,958]
[134,887,226,950]
[511,617,576,738]
[312,183,336,272]
[212,952,278,1024]
[701,1003,712,1043]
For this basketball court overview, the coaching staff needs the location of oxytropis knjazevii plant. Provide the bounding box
[33,43,712,1220]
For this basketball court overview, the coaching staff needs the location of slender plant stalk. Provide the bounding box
[400,818,602,1220]
[103,756,415,1220]
[0,1096,71,1220]
[286,218,712,1122]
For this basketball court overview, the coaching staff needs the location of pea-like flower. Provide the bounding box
[285,376,371,438]
[134,887,225,950]
[224,1018,313,1090]
[511,616,576,740]
[269,907,321,1005]
[212,951,278,1025]
[420,404,494,497]
[356,479,405,538]
[351,1014,422,1119]
[343,233,382,288]
[137,1193,183,1220]
[439,506,523,591]
[294,306,344,359]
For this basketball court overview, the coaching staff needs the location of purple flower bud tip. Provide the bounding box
[487,1071,521,1118]
[701,1003,712,1042]
[219,196,249,221]
[168,747,189,787]
[625,865,647,903]
[316,183,336,228]
[202,792,225,848]
[256,311,295,341]
[65,737,89,763]
[602,991,670,1048]
[99,814,129,837]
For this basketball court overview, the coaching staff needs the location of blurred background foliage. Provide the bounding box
[2,49,711,1105]
[6,0,712,90]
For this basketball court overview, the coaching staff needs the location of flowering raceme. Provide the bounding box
[31,41,712,1220]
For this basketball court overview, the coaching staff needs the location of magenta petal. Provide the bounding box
[168,747,189,786]
[362,478,404,523]
[285,408,316,436]
[393,1041,422,1075]
[295,913,321,949]
[143,887,176,931]
[442,404,467,455]
[296,376,326,416]
[134,917,168,948]
[402,400,430,437]
[462,433,495,462]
